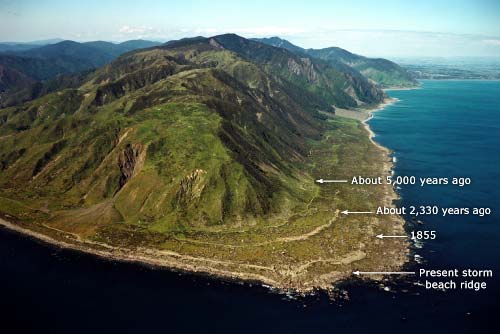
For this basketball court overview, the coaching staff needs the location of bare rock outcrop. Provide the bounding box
[117,143,144,189]
[174,169,207,207]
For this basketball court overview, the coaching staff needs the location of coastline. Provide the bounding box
[0,96,409,293]
[362,97,398,153]
[364,96,417,276]
[360,97,402,210]
[335,96,410,276]
[0,216,282,290]
[333,97,399,154]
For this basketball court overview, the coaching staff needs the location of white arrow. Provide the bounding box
[376,234,408,239]
[341,210,372,215]
[353,271,416,276]
[315,179,348,184]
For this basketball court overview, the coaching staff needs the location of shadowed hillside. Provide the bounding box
[0,39,161,98]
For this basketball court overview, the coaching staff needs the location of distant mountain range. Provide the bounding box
[0,39,161,96]
[0,38,65,52]
[0,36,418,104]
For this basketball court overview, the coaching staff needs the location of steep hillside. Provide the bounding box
[0,64,35,92]
[0,54,71,82]
[215,34,385,108]
[307,47,418,88]
[0,34,407,290]
[0,54,74,101]
[255,37,418,88]
[0,70,93,108]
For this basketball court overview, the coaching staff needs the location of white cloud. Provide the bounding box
[119,25,154,34]
[483,39,500,46]
[231,26,307,37]
[185,26,307,38]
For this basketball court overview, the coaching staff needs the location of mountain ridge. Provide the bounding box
[254,36,418,88]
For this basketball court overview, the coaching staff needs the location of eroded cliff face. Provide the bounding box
[286,58,319,84]
[174,169,207,208]
[118,143,144,189]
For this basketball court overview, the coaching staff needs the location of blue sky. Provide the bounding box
[1,0,500,57]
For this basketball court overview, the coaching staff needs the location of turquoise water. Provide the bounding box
[1,80,499,333]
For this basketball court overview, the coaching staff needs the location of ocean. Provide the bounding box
[1,80,499,333]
